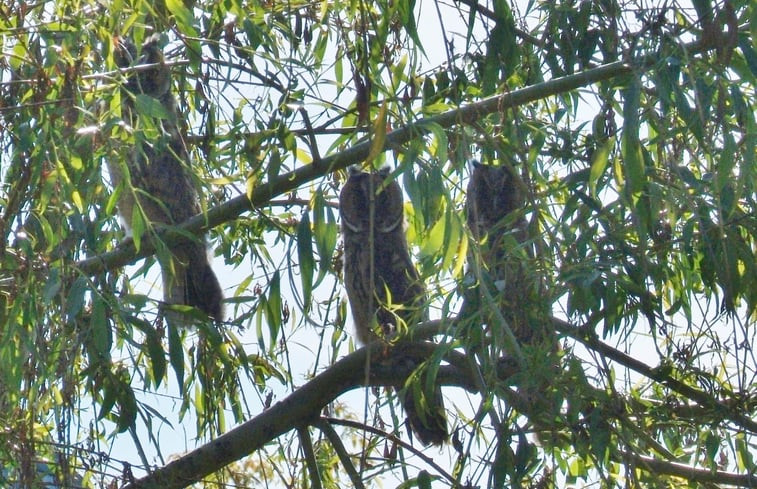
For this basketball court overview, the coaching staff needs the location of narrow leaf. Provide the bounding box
[168,323,185,393]
[588,142,611,196]
[297,212,314,311]
[366,101,388,165]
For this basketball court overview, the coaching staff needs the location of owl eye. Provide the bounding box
[376,215,402,233]
[341,215,364,233]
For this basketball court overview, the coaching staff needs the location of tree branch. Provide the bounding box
[313,418,366,489]
[119,325,757,489]
[628,452,757,487]
[120,342,474,489]
[77,47,686,277]
[553,318,757,434]
[297,426,322,489]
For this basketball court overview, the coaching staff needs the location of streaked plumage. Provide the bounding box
[340,166,447,446]
[111,34,223,323]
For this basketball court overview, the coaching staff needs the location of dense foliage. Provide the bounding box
[0,0,755,487]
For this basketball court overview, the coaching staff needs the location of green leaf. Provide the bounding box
[265,270,282,343]
[99,381,116,421]
[492,435,513,488]
[366,101,388,165]
[738,35,757,78]
[130,207,144,252]
[313,191,338,282]
[165,0,197,37]
[106,182,123,216]
[704,431,719,466]
[416,470,432,489]
[168,322,185,393]
[397,0,425,56]
[132,316,167,389]
[482,0,517,93]
[65,276,88,319]
[735,435,754,471]
[296,212,314,311]
[134,94,172,119]
[588,141,611,197]
[89,295,111,360]
[621,78,645,199]
[116,379,138,432]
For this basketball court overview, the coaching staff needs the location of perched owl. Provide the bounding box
[466,161,560,441]
[465,160,549,346]
[110,34,223,323]
[340,166,447,446]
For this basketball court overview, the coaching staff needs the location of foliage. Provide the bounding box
[0,0,755,488]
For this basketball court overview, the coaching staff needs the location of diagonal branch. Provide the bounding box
[120,342,474,489]
[76,47,689,277]
[313,418,366,489]
[553,317,757,434]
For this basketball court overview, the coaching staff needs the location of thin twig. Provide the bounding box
[314,418,366,489]
[297,427,322,489]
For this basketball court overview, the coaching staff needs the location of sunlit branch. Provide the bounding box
[553,317,757,434]
[76,40,714,277]
[120,343,469,489]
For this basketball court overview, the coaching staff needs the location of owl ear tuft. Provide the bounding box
[377,166,392,178]
[347,165,363,176]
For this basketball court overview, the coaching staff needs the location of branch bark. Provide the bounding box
[119,324,757,489]
[120,342,473,489]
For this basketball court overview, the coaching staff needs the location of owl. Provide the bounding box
[340,166,447,446]
[466,160,528,257]
[110,34,223,323]
[466,161,561,440]
[465,161,548,345]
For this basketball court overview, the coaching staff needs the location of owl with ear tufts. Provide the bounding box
[339,166,448,446]
[465,160,552,345]
[110,34,223,324]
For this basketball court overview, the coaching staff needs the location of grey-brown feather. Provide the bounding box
[466,162,561,437]
[340,167,425,344]
[466,162,542,343]
[110,34,223,323]
[340,167,447,446]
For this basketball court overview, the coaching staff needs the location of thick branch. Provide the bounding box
[120,342,474,489]
[120,329,757,489]
[628,452,757,486]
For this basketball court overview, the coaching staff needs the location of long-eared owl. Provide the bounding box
[465,161,550,345]
[466,160,561,430]
[110,34,223,323]
[339,166,447,446]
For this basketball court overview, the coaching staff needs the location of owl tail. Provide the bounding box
[162,241,224,324]
[401,381,448,446]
